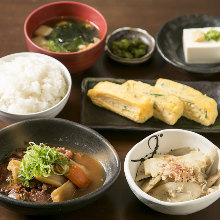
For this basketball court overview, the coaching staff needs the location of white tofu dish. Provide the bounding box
[183,27,220,64]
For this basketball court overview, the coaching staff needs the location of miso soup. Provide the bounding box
[31,17,100,53]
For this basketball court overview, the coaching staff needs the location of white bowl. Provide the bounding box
[0,52,72,124]
[124,129,220,215]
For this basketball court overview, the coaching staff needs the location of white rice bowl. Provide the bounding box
[0,54,68,114]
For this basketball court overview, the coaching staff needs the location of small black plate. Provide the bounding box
[81,77,220,132]
[156,14,220,76]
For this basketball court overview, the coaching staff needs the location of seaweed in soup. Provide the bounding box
[32,18,100,53]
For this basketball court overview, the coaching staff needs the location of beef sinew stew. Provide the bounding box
[0,143,105,202]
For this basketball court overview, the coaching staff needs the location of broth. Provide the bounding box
[31,17,100,53]
[0,145,105,202]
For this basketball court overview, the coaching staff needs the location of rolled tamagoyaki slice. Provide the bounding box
[122,80,184,125]
[87,81,154,123]
[155,78,218,126]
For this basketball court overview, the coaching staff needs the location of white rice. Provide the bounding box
[0,54,67,114]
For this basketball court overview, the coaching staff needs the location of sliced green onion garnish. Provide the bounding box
[18,142,70,187]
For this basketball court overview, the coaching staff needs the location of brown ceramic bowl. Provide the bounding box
[24,1,107,75]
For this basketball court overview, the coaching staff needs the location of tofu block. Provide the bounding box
[122,80,184,125]
[183,27,220,64]
[31,36,48,48]
[34,25,53,37]
[87,81,153,123]
[155,78,218,126]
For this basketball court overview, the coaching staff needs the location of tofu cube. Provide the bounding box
[183,27,220,64]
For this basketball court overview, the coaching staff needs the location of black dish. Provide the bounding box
[0,118,121,215]
[156,14,220,76]
[81,77,220,132]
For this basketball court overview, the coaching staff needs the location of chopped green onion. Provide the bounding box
[18,142,70,187]
[204,29,220,42]
[122,105,128,111]
[8,178,16,186]
[151,93,163,97]
[144,92,163,97]
[19,192,24,200]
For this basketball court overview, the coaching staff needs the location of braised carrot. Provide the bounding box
[65,164,90,188]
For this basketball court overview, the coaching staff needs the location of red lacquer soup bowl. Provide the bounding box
[24,1,107,75]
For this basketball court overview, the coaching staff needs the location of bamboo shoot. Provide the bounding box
[51,180,76,202]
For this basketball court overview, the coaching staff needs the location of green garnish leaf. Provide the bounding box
[122,105,128,111]
[18,142,70,187]
[151,93,163,97]
[8,178,16,186]
[144,92,163,97]
[44,20,98,53]
[19,192,24,200]
[204,29,220,42]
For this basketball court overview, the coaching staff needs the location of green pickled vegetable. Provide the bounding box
[110,38,148,59]
[204,29,220,42]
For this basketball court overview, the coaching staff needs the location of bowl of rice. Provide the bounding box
[0,52,71,124]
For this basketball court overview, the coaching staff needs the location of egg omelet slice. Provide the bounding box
[87,81,153,123]
[155,78,218,126]
[122,80,184,125]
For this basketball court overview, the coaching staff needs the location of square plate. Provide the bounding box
[80,78,220,132]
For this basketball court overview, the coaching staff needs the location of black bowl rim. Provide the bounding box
[156,13,220,75]
[0,118,121,208]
